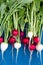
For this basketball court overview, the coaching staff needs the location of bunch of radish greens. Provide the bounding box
[0,0,43,60]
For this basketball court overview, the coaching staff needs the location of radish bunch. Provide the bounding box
[8,29,43,53]
[0,1,43,64]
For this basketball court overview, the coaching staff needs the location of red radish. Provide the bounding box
[22,38,30,45]
[8,37,16,47]
[33,36,40,45]
[8,37,16,60]
[0,37,4,43]
[12,29,18,36]
[22,38,30,55]
[29,44,36,51]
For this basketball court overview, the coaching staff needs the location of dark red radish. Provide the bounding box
[0,37,4,43]
[29,44,36,51]
[20,31,24,41]
[20,31,24,37]
[22,38,30,45]
[33,36,40,45]
[12,29,18,36]
[8,37,16,47]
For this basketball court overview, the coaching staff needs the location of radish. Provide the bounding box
[20,31,24,41]
[22,38,30,54]
[12,29,18,36]
[8,36,16,47]
[36,43,43,65]
[27,31,33,47]
[0,37,4,49]
[29,51,33,65]
[14,42,21,62]
[36,43,43,52]
[8,36,16,60]
[33,36,40,45]
[20,31,24,37]
[22,38,30,44]
[28,44,36,65]
[28,31,33,40]
[29,44,36,51]
[0,37,4,43]
[1,43,8,60]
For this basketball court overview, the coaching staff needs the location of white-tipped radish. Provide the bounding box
[1,42,8,59]
[36,43,43,65]
[36,44,43,52]
[28,31,33,40]
[14,42,21,62]
[27,31,33,47]
[28,31,33,42]
[14,42,21,49]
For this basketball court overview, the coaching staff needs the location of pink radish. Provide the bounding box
[1,43,8,59]
[14,42,21,62]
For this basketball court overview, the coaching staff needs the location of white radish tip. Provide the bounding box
[36,44,43,52]
[1,42,8,52]
[14,42,21,49]
[28,32,33,39]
